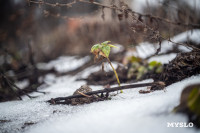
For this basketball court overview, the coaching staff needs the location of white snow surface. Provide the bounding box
[147,53,177,64]
[37,56,90,73]
[0,73,200,133]
[131,0,200,13]
[132,0,163,13]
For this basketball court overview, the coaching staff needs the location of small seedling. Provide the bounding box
[91,41,122,92]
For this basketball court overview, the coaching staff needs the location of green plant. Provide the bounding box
[127,56,163,80]
[148,61,163,73]
[173,84,200,128]
[91,41,121,91]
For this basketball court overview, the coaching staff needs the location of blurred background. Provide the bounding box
[1,0,199,64]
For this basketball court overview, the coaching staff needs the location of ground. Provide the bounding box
[0,30,200,133]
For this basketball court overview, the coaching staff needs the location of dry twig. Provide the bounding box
[48,81,165,104]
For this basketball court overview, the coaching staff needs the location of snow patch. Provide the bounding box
[131,0,200,13]
[37,56,90,73]
[148,53,177,64]
[131,29,200,60]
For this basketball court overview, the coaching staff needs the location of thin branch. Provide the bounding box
[5,76,33,99]
[77,91,92,98]
[135,13,200,29]
[29,0,77,7]
[48,81,165,104]
[79,0,200,28]
[29,0,200,51]
[78,0,200,51]
[1,73,33,99]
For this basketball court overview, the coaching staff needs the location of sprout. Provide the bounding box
[91,41,122,92]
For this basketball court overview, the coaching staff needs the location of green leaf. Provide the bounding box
[149,61,158,67]
[101,45,111,57]
[188,87,200,115]
[136,66,147,80]
[130,56,141,63]
[101,41,111,45]
[91,44,100,52]
[108,44,118,48]
[148,61,162,70]
[155,66,163,73]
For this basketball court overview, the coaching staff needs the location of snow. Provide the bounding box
[131,0,163,13]
[147,53,177,64]
[37,56,90,73]
[1,30,200,133]
[1,74,200,133]
[131,0,200,13]
[130,29,200,62]
[16,79,30,89]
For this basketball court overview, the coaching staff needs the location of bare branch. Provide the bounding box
[29,0,200,52]
[29,0,77,7]
[48,81,165,104]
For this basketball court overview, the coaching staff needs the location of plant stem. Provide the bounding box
[106,57,121,86]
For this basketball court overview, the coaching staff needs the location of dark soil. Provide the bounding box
[85,65,129,85]
[159,51,200,86]
[83,51,200,88]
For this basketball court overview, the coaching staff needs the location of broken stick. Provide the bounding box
[48,81,165,104]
